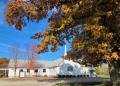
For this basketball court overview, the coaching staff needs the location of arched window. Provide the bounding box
[20,69,23,72]
[67,66,73,71]
[27,69,30,72]
[34,69,38,72]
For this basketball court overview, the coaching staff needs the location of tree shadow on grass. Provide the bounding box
[54,82,103,86]
[54,82,120,86]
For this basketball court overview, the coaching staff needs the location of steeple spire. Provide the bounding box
[64,44,67,56]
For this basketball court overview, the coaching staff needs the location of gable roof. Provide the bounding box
[8,60,27,68]
[8,58,63,68]
[39,58,63,68]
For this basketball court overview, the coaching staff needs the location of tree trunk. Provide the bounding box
[14,69,16,78]
[108,62,120,86]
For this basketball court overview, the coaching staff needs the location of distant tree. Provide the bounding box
[0,58,9,77]
[0,58,9,68]
[26,43,38,70]
[11,44,20,77]
[26,43,40,77]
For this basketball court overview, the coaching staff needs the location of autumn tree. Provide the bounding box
[5,0,120,85]
[0,58,9,68]
[26,43,40,77]
[26,43,38,70]
[0,58,9,77]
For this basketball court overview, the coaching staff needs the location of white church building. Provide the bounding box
[8,45,96,78]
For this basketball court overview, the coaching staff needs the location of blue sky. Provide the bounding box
[0,0,70,60]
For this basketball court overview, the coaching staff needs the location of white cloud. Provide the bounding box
[0,42,27,53]
[0,42,12,48]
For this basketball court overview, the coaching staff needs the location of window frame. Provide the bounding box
[20,69,23,72]
[34,69,38,73]
[43,69,46,72]
[67,66,73,71]
[27,69,30,72]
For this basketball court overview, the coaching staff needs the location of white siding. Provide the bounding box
[8,60,96,78]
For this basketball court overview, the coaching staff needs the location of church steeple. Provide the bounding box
[64,44,67,57]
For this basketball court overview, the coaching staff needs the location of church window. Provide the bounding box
[20,69,23,72]
[43,69,46,72]
[89,69,95,74]
[34,69,38,72]
[27,69,30,72]
[67,66,73,71]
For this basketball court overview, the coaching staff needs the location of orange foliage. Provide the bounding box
[0,58,9,64]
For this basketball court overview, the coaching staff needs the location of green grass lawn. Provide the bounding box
[54,83,106,86]
[96,66,110,78]
[54,82,118,86]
